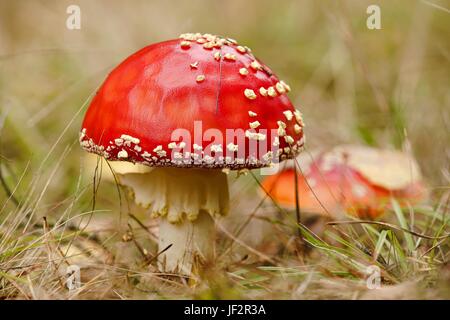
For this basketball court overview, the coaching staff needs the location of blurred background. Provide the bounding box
[0,0,448,299]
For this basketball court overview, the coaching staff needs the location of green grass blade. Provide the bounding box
[373,229,388,261]
[391,198,415,252]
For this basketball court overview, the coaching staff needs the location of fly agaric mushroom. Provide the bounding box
[79,33,305,274]
[262,145,426,219]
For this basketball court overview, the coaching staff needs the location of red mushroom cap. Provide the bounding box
[261,145,427,219]
[80,33,305,169]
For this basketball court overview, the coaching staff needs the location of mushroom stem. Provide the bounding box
[159,211,214,274]
[118,167,229,274]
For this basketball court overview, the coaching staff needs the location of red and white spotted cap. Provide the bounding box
[80,33,305,169]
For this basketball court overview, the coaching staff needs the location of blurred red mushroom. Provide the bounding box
[79,33,305,274]
[261,145,426,219]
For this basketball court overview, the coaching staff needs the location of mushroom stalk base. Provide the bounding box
[118,167,229,274]
[158,211,214,274]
